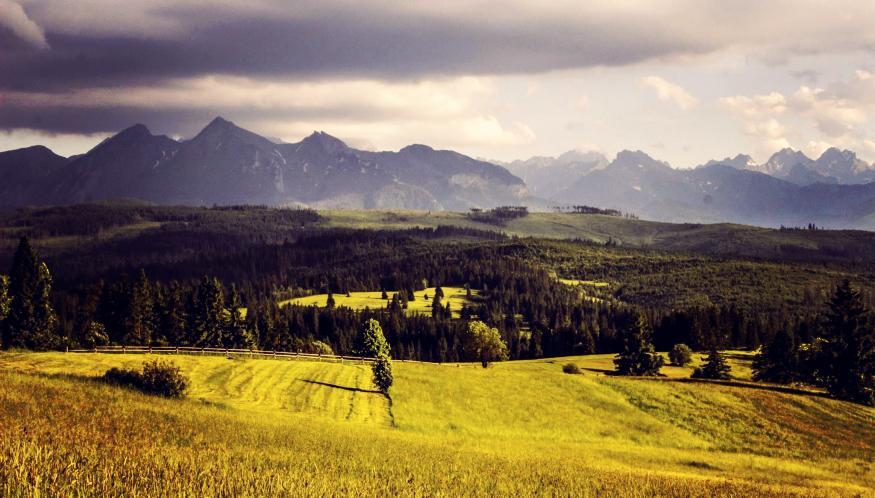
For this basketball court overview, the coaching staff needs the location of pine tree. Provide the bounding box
[191,276,227,347]
[613,313,663,376]
[692,348,732,380]
[752,327,798,383]
[431,294,443,318]
[1,238,58,350]
[816,280,874,405]
[160,281,188,346]
[356,318,393,394]
[326,290,336,309]
[226,284,254,349]
[127,269,154,345]
[0,275,9,325]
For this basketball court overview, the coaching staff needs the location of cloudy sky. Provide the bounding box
[1,0,875,167]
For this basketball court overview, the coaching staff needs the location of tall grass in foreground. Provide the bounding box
[0,353,873,496]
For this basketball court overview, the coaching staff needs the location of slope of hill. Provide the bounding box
[0,145,68,208]
[1,352,871,496]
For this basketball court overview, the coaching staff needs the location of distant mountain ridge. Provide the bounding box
[0,117,529,211]
[701,147,875,186]
[5,119,875,229]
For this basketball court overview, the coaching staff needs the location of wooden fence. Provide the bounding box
[66,345,377,364]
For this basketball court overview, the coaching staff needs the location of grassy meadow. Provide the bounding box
[281,287,480,318]
[0,351,872,496]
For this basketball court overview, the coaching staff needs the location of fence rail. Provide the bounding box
[66,345,377,364]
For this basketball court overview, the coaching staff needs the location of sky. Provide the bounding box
[1,0,875,167]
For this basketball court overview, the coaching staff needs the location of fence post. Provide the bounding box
[122,345,126,355]
[175,347,179,355]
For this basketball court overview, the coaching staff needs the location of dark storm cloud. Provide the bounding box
[0,9,706,92]
[3,0,875,139]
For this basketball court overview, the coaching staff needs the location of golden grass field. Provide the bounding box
[0,351,872,497]
[281,287,480,318]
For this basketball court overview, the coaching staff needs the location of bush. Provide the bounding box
[669,343,693,366]
[102,359,189,398]
[562,363,581,374]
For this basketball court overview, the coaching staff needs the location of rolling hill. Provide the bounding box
[0,352,871,496]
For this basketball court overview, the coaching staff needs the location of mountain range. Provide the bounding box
[4,117,875,229]
[0,118,527,211]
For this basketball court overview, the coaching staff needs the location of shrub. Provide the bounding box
[140,360,189,397]
[562,363,581,374]
[669,344,693,366]
[102,359,189,398]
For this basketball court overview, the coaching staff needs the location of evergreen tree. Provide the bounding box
[752,327,798,383]
[191,276,227,346]
[692,348,732,380]
[356,318,393,394]
[613,313,663,376]
[160,281,188,345]
[356,318,390,358]
[431,294,443,318]
[326,290,336,309]
[0,275,9,324]
[1,238,58,350]
[226,284,255,348]
[127,269,154,345]
[815,280,874,405]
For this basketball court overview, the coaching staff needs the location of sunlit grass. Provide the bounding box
[281,286,479,318]
[0,351,872,496]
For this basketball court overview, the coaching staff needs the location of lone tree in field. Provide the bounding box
[815,280,874,406]
[753,327,798,384]
[614,313,663,376]
[357,318,393,394]
[1,237,57,350]
[669,343,693,366]
[463,320,508,368]
[326,290,336,309]
[692,348,732,380]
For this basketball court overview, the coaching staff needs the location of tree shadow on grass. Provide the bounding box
[301,378,383,395]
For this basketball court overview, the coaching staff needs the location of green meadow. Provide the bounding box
[281,287,480,318]
[0,352,872,496]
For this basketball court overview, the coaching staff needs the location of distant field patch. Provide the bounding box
[559,278,611,287]
[281,287,480,318]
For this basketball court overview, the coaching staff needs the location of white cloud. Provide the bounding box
[640,76,698,110]
[720,92,789,158]
[0,0,48,49]
[720,70,875,161]
[791,86,867,138]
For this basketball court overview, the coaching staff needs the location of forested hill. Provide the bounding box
[1,203,874,364]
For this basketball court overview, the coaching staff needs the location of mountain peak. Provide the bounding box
[116,123,152,138]
[400,144,435,155]
[298,131,348,155]
[612,150,670,170]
